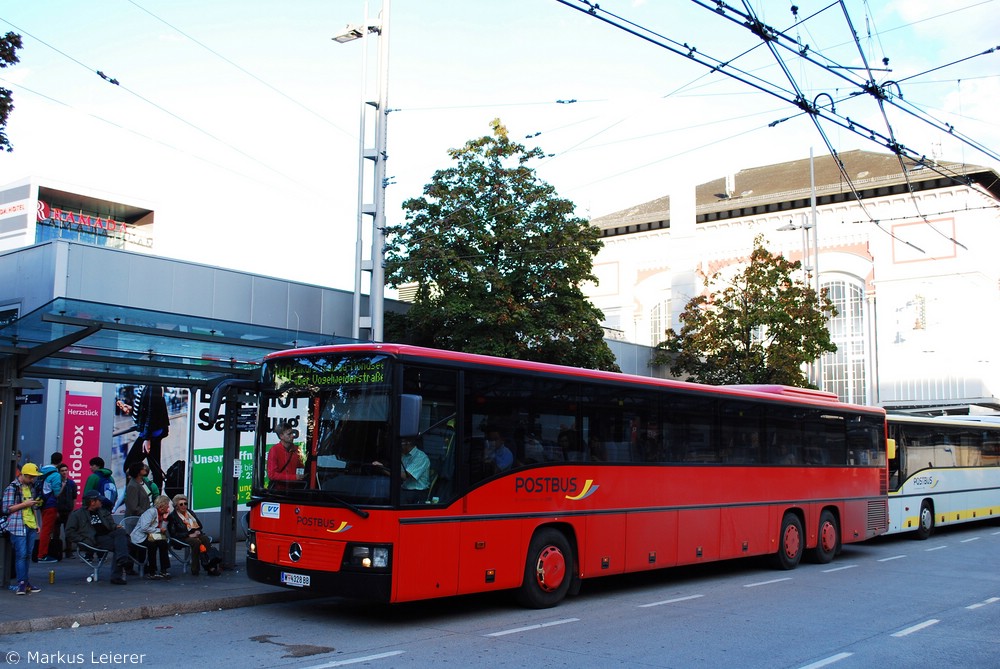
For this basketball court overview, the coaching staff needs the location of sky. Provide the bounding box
[0,0,998,291]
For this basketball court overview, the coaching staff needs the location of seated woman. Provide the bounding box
[129,494,172,579]
[167,494,213,575]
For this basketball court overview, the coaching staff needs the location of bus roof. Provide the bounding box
[265,343,884,415]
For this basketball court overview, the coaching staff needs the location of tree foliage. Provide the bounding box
[384,119,619,372]
[0,32,23,153]
[653,235,836,386]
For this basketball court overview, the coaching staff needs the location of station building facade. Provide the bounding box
[586,150,1000,413]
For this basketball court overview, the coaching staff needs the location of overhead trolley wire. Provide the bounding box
[0,16,323,195]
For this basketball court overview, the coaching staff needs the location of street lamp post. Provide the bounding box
[334,0,391,342]
[778,148,823,388]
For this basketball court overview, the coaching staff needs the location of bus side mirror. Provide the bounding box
[399,394,421,437]
[886,438,896,460]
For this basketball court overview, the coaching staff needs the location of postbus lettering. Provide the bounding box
[295,515,344,529]
[514,476,578,494]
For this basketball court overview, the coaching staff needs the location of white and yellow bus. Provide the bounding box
[886,415,1000,538]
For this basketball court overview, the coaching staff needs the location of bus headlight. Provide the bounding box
[246,531,257,557]
[345,544,391,570]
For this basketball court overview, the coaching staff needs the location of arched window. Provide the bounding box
[649,298,671,346]
[821,278,867,404]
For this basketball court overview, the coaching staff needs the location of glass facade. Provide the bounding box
[822,279,867,404]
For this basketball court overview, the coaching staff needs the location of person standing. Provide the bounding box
[1,462,44,595]
[266,421,304,487]
[55,463,78,558]
[36,453,63,563]
[83,457,118,512]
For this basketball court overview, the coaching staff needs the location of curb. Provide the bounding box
[0,589,305,635]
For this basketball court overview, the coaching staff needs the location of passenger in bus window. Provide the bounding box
[267,421,304,487]
[373,437,430,504]
[484,429,514,473]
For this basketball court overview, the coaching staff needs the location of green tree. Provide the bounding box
[653,235,836,386]
[0,32,24,153]
[384,119,619,372]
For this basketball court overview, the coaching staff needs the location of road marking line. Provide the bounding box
[485,618,580,637]
[300,651,405,668]
[924,545,947,552]
[960,537,980,543]
[798,652,853,669]
[744,577,792,588]
[639,594,704,607]
[891,619,939,637]
[877,555,906,562]
[822,565,857,573]
[966,597,1000,610]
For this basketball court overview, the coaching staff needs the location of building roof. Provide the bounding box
[591,150,1000,232]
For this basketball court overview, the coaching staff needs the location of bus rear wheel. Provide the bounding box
[517,528,573,609]
[915,500,934,540]
[812,510,839,564]
[774,512,803,570]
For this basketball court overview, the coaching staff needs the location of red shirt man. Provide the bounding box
[267,423,304,484]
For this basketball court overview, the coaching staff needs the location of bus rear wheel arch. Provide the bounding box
[811,509,840,564]
[516,527,574,609]
[915,500,934,540]
[774,511,804,570]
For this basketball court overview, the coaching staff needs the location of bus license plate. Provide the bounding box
[280,572,311,588]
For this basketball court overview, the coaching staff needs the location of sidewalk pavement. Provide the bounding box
[1,546,304,635]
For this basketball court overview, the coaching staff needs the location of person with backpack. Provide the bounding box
[55,463,78,558]
[35,453,64,563]
[1,462,44,595]
[83,457,118,512]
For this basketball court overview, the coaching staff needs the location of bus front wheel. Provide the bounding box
[812,510,839,564]
[517,528,573,609]
[915,500,934,540]
[774,512,803,570]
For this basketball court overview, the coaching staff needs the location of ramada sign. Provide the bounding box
[37,200,128,233]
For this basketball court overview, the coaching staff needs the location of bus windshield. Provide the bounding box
[256,353,393,505]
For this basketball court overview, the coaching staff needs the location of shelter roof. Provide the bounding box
[0,297,347,386]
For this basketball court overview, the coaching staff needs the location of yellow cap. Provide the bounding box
[21,462,41,477]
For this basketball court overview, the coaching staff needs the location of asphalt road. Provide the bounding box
[4,521,999,669]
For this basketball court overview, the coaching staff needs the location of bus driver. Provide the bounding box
[373,437,430,504]
[267,421,304,487]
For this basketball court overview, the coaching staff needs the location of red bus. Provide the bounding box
[241,344,888,607]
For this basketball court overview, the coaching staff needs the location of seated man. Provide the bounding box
[65,490,132,585]
[373,437,430,504]
[484,430,514,473]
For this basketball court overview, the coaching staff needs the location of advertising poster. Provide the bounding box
[191,389,305,511]
[113,384,190,504]
[61,392,101,509]
[191,388,253,512]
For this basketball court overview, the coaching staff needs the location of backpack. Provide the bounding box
[200,545,223,575]
[97,471,118,509]
[35,465,61,504]
[0,482,22,536]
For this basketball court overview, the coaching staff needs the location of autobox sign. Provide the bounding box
[62,392,101,508]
